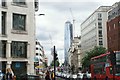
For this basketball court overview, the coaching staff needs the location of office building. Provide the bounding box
[81,6,111,56]
[107,2,120,51]
[64,21,73,65]
[0,0,38,76]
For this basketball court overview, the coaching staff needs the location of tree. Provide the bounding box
[81,46,107,70]
[50,60,60,67]
[43,62,48,68]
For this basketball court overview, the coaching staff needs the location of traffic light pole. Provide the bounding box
[113,65,115,80]
[109,49,116,80]
[53,46,56,80]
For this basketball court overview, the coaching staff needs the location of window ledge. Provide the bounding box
[1,6,8,9]
[0,34,7,37]
[11,29,28,35]
[11,3,27,8]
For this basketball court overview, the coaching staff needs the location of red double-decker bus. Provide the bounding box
[91,51,120,80]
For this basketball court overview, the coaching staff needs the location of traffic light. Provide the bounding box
[109,51,116,65]
[54,53,58,61]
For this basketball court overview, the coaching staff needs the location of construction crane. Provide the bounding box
[49,33,54,56]
[70,8,75,38]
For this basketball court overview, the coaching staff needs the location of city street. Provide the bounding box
[0,0,120,80]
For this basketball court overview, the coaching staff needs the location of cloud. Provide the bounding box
[36,1,100,65]
[40,0,103,2]
[40,2,100,12]
[36,0,120,65]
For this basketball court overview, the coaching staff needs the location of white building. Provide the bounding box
[68,36,81,73]
[81,6,111,56]
[35,39,44,63]
[34,39,46,74]
[0,0,38,76]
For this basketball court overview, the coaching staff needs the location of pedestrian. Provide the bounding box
[82,73,88,80]
[45,70,51,80]
[51,71,54,80]
[6,68,14,80]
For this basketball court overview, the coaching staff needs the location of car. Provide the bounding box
[66,73,70,79]
[55,71,62,77]
[86,73,91,80]
[86,73,91,79]
[77,73,84,80]
[62,72,66,78]
[70,74,77,80]
[72,74,77,79]
[82,73,91,80]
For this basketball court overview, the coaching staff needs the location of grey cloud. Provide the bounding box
[36,26,59,41]
[36,32,50,41]
[40,2,100,12]
[40,0,102,2]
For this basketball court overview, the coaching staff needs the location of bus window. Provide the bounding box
[110,67,113,74]
[115,65,120,76]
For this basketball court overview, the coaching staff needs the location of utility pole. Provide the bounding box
[53,46,56,80]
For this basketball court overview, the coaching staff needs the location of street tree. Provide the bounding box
[81,46,107,70]
[43,62,48,68]
[50,60,60,67]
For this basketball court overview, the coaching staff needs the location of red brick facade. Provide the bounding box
[107,15,120,51]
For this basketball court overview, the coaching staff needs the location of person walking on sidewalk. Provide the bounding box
[6,68,14,80]
[45,70,51,80]
[51,71,54,80]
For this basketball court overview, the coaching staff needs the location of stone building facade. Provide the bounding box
[0,0,38,76]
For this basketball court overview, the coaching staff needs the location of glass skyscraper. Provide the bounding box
[64,21,73,65]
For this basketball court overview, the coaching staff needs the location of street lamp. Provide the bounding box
[38,14,45,16]
[35,13,45,16]
[34,14,45,75]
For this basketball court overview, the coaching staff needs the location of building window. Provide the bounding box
[99,41,103,45]
[11,41,27,58]
[13,13,26,31]
[0,41,6,58]
[99,38,102,41]
[36,42,38,45]
[0,61,6,74]
[98,13,102,20]
[98,22,102,28]
[13,0,26,5]
[36,47,38,50]
[119,21,120,26]
[114,24,116,29]
[99,30,102,37]
[36,41,40,45]
[1,12,6,35]
[12,62,27,76]
[109,26,111,31]
[98,13,102,18]
[40,54,42,56]
[1,0,7,7]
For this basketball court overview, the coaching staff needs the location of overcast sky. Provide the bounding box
[35,0,120,65]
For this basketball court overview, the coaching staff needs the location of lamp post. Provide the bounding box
[34,13,45,75]
[38,14,45,16]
